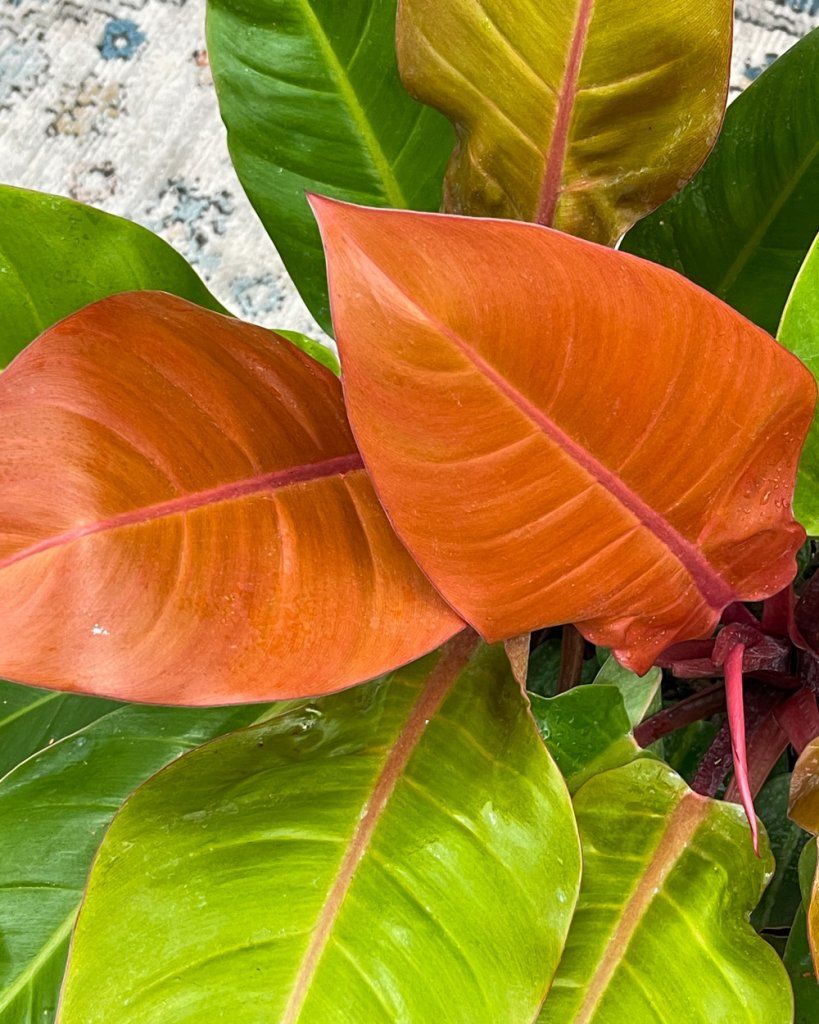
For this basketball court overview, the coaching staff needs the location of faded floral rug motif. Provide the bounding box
[1,0,817,339]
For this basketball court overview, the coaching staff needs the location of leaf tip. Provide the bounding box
[306,192,347,227]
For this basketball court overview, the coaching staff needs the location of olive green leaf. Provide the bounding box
[206,0,454,332]
[0,186,223,365]
[623,30,819,335]
[397,0,731,244]
[539,759,792,1024]
[779,234,819,534]
[0,695,270,1024]
[58,639,581,1024]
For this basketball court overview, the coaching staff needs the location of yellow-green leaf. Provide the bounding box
[397,0,731,243]
[540,760,792,1023]
[58,639,581,1024]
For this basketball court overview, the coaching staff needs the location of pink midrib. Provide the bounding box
[536,0,595,225]
[0,452,365,572]
[345,238,736,613]
[280,633,477,1023]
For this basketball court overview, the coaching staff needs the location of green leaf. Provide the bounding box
[530,685,644,794]
[799,838,817,906]
[622,30,819,335]
[592,654,662,728]
[784,905,819,1024]
[779,234,819,534]
[539,759,792,1023]
[662,719,718,784]
[0,694,270,1024]
[58,639,580,1024]
[206,0,454,333]
[0,186,224,365]
[527,638,597,698]
[0,681,116,777]
[277,329,340,375]
[752,773,810,930]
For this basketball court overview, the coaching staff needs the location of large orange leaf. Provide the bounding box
[0,292,462,704]
[311,197,815,673]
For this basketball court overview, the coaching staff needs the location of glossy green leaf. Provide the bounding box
[0,693,271,1024]
[59,638,580,1024]
[0,681,116,778]
[592,654,662,727]
[397,0,731,244]
[539,759,792,1023]
[623,30,819,335]
[780,234,819,534]
[206,0,453,332]
[0,186,223,364]
[530,685,644,794]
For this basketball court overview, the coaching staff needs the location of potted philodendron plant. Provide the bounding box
[0,2,818,1022]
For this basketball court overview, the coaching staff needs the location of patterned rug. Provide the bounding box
[1,0,817,338]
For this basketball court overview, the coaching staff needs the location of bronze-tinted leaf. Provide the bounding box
[312,198,814,672]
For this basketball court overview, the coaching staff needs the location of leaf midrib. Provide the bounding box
[561,792,710,1024]
[537,0,595,225]
[280,633,476,1023]
[0,906,75,1014]
[295,0,407,209]
[344,233,736,614]
[0,453,364,573]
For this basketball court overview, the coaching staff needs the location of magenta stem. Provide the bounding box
[724,642,759,855]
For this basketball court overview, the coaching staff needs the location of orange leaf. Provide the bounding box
[0,292,462,704]
[311,198,815,673]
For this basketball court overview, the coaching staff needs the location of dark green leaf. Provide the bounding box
[206,0,454,332]
[784,904,819,1023]
[527,638,596,698]
[622,30,819,335]
[0,186,223,365]
[530,685,644,794]
[0,695,269,1023]
[663,719,719,784]
[752,773,810,930]
[0,681,116,778]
